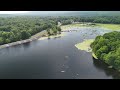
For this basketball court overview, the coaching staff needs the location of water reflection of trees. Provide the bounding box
[54,36,61,39]
[10,42,32,52]
[48,36,50,40]
[47,36,62,40]
[0,43,30,55]
[22,42,31,50]
[92,58,120,79]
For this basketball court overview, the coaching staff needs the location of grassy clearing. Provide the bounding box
[96,24,120,30]
[75,39,94,52]
[75,39,98,59]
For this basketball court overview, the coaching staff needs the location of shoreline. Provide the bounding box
[1,22,119,50]
[0,30,47,49]
[92,52,98,59]
[0,24,64,49]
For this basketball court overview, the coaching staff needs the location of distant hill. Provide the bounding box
[0,14,13,17]
[21,11,120,17]
[0,11,120,17]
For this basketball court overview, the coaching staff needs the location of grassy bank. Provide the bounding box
[75,39,98,59]
[97,24,120,30]
[30,30,47,39]
[75,39,94,52]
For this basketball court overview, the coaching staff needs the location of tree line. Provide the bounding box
[56,16,120,24]
[90,31,120,70]
[0,16,61,45]
[1,16,120,45]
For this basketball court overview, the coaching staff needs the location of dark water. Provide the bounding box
[0,27,120,79]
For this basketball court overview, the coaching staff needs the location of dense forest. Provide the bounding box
[53,16,120,26]
[1,16,120,45]
[90,31,120,70]
[0,16,62,45]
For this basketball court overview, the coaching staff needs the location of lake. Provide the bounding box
[0,27,120,79]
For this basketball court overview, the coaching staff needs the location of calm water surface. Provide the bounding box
[0,27,120,79]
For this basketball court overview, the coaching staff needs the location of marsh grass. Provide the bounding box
[96,24,120,30]
[75,39,94,52]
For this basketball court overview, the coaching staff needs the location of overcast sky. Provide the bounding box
[0,11,30,14]
[0,11,78,14]
[0,11,117,14]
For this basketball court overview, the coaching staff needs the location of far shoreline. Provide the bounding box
[1,22,120,49]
